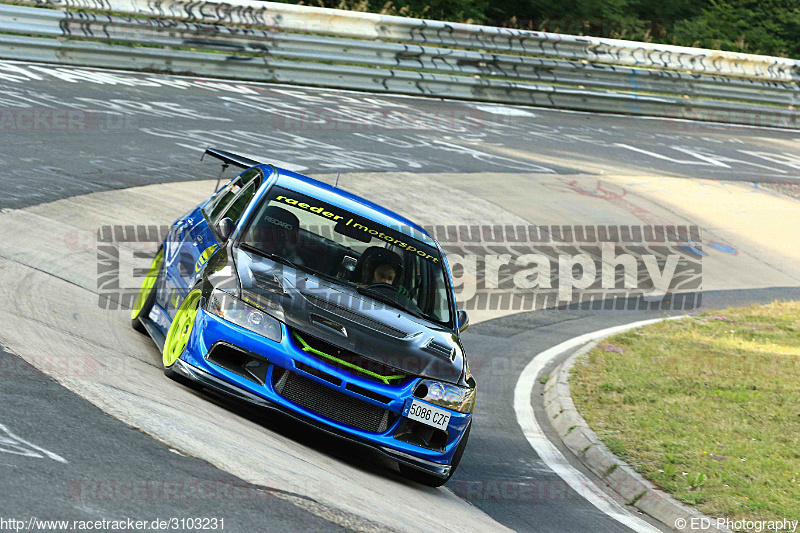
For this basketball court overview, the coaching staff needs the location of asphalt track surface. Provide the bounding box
[0,346,350,531]
[1,60,798,211]
[0,60,799,532]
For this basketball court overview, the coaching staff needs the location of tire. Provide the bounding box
[162,289,202,381]
[400,424,470,487]
[131,248,164,334]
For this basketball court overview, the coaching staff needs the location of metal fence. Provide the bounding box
[0,0,798,128]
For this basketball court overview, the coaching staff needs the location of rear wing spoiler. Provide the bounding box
[203,147,277,192]
[202,148,264,170]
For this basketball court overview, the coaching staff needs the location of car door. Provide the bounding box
[173,168,264,316]
[160,168,264,319]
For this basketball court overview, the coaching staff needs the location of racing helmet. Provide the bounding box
[357,246,404,286]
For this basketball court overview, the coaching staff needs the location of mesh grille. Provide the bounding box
[272,369,396,433]
[301,293,408,338]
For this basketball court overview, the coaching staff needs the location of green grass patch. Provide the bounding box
[570,300,800,522]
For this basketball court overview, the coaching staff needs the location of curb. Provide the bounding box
[542,341,730,533]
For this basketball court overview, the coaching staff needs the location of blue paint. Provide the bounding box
[708,241,738,255]
[678,242,707,256]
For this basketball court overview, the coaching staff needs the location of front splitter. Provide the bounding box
[171,358,451,479]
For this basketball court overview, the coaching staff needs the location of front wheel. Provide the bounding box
[162,289,202,380]
[131,248,164,333]
[400,424,470,487]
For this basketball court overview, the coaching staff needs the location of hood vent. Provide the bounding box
[252,272,287,296]
[423,339,455,361]
[301,292,408,339]
[310,314,347,337]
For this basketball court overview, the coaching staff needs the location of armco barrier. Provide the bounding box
[0,0,797,127]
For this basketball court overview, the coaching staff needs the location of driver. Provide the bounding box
[358,247,404,287]
[371,262,398,285]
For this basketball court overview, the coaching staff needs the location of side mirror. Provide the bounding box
[457,309,470,333]
[216,217,235,241]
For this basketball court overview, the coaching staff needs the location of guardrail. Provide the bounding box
[0,0,798,128]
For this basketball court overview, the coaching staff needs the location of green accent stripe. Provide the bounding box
[292,332,404,385]
[131,248,163,320]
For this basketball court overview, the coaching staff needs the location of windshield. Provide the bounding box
[239,185,452,325]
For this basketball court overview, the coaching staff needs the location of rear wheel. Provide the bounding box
[400,424,470,487]
[131,248,164,333]
[162,289,202,380]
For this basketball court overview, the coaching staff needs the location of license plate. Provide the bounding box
[406,399,451,430]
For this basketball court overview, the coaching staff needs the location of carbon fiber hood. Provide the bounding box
[230,247,466,385]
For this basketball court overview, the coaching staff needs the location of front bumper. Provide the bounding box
[167,308,471,479]
[171,358,453,479]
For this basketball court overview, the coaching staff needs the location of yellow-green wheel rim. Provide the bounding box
[162,289,202,368]
[131,249,164,320]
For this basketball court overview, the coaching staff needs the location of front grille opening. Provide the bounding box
[272,368,397,433]
[345,383,391,404]
[394,418,449,452]
[206,342,268,385]
[291,330,408,385]
[294,361,342,386]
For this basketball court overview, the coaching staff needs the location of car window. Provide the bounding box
[204,168,262,224]
[239,186,453,326]
[220,180,258,224]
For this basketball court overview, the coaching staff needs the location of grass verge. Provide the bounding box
[570,300,800,522]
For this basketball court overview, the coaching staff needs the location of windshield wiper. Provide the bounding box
[240,243,306,271]
[355,286,427,320]
[240,243,348,286]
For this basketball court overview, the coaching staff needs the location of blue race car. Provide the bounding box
[131,149,475,486]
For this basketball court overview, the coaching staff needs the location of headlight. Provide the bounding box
[414,379,476,413]
[206,289,282,342]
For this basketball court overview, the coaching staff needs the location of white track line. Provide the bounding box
[0,422,68,463]
[514,317,685,533]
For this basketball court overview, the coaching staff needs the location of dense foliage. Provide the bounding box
[295,0,800,58]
